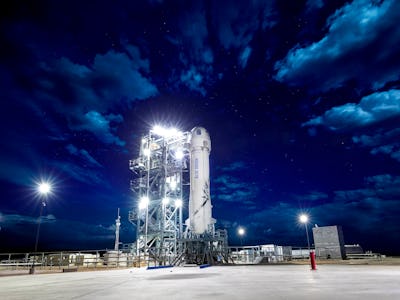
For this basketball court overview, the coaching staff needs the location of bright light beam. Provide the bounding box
[238,227,245,236]
[38,182,51,195]
[139,196,150,210]
[299,214,309,224]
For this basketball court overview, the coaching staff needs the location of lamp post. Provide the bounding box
[299,213,317,270]
[237,227,245,246]
[299,214,310,252]
[30,182,51,274]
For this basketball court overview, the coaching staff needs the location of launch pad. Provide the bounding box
[129,126,230,266]
[2,265,400,299]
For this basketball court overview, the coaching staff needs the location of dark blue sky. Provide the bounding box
[1,0,400,254]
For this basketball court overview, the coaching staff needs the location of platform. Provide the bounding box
[1,265,399,299]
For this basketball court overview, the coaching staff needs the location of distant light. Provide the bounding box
[175,199,182,208]
[38,182,51,195]
[139,196,149,210]
[175,149,184,160]
[238,227,245,236]
[162,197,169,205]
[299,214,309,224]
[143,148,151,157]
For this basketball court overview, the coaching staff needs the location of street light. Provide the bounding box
[31,181,52,274]
[238,227,245,246]
[299,214,310,251]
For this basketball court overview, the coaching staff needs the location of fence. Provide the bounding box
[0,250,160,271]
[229,245,315,264]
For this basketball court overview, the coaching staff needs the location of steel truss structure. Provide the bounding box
[129,128,230,266]
[129,129,189,264]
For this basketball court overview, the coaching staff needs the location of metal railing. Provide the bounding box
[0,249,160,272]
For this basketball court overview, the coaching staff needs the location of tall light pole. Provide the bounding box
[299,214,310,252]
[237,227,245,246]
[299,213,317,270]
[30,182,51,274]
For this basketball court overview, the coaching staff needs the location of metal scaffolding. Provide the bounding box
[129,129,189,265]
[129,127,231,266]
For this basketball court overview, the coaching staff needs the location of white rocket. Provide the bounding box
[188,127,215,234]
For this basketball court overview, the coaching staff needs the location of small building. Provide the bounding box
[312,225,345,259]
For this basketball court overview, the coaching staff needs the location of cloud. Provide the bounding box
[37,45,157,144]
[275,0,400,91]
[0,211,132,251]
[51,160,105,186]
[165,4,214,96]
[170,1,276,94]
[334,174,400,206]
[306,0,324,11]
[73,111,125,146]
[353,128,400,163]
[179,7,211,65]
[213,161,257,206]
[66,144,102,167]
[239,173,400,247]
[295,191,328,202]
[218,161,247,172]
[0,212,56,225]
[303,89,400,130]
[212,1,275,50]
[239,46,252,69]
[213,174,259,206]
[180,65,207,96]
[370,144,400,162]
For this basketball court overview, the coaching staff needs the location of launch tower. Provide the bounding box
[129,126,229,266]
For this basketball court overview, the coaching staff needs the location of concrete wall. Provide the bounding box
[312,225,345,259]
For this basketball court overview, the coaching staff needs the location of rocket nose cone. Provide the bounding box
[190,127,211,151]
[191,127,207,137]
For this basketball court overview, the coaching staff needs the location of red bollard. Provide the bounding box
[310,251,317,270]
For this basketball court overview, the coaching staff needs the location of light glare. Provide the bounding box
[152,125,182,138]
[143,148,151,157]
[162,197,169,205]
[38,182,51,195]
[238,227,245,236]
[299,214,309,223]
[139,196,149,210]
[170,180,177,190]
[175,149,184,160]
[175,199,182,208]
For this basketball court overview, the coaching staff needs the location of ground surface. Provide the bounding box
[0,265,399,299]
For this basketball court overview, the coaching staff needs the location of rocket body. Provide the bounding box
[189,127,214,234]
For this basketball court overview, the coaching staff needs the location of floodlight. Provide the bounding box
[162,197,169,205]
[166,128,179,137]
[152,125,182,138]
[143,148,151,157]
[152,125,166,136]
[238,227,245,236]
[299,214,308,223]
[38,182,51,195]
[175,149,184,160]
[170,180,177,190]
[175,199,182,208]
[299,214,311,251]
[139,196,149,210]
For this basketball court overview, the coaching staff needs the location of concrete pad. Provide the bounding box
[0,265,399,299]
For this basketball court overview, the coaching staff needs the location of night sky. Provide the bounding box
[1,0,400,255]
